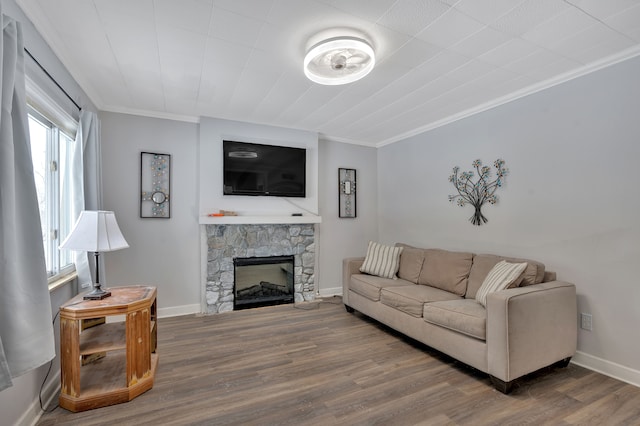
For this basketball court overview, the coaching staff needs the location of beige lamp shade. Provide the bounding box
[60,210,129,252]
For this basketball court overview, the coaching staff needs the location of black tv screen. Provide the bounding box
[223,140,306,197]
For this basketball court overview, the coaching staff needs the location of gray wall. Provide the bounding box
[318,139,379,294]
[378,55,640,379]
[100,112,201,316]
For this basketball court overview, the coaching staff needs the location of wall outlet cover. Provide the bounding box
[581,313,593,331]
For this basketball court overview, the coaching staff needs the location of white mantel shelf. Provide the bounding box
[199,215,322,225]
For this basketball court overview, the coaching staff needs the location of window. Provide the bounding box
[28,108,76,279]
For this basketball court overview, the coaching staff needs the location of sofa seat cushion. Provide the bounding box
[350,274,413,301]
[423,299,487,341]
[380,285,461,318]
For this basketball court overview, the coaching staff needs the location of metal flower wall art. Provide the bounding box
[448,159,508,226]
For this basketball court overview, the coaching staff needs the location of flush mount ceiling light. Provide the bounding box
[304,36,375,85]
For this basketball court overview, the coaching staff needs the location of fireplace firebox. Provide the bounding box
[233,255,294,310]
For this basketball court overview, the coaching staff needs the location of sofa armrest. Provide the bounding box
[486,281,577,384]
[342,257,365,305]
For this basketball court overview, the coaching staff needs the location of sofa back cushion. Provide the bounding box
[466,254,546,299]
[396,245,426,283]
[418,249,473,296]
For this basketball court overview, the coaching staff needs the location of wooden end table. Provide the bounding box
[59,286,158,412]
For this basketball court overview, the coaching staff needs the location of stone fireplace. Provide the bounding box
[203,223,316,314]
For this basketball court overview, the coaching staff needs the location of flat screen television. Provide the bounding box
[223,140,306,197]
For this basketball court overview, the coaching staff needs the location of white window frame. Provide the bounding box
[26,77,78,282]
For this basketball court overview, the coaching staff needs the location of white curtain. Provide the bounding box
[69,110,103,287]
[0,8,55,391]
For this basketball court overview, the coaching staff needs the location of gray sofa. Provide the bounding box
[342,244,577,393]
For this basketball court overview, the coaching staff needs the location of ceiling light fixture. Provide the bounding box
[304,36,375,85]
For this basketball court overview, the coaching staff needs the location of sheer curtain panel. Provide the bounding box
[70,110,103,288]
[0,8,55,391]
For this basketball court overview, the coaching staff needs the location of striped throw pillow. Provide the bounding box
[475,260,528,307]
[359,241,404,279]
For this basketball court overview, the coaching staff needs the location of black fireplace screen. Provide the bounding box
[233,255,294,310]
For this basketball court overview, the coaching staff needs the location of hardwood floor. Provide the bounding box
[38,297,640,425]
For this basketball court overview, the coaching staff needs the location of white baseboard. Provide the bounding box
[572,351,640,388]
[158,303,200,318]
[318,287,342,298]
[28,370,60,426]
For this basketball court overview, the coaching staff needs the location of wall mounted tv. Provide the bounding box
[223,140,306,197]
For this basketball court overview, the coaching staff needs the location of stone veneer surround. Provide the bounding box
[204,223,316,314]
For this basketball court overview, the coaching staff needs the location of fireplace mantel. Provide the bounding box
[199,215,322,225]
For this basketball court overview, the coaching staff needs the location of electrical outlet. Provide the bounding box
[581,313,593,331]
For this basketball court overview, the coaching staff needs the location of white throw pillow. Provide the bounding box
[475,260,528,307]
[359,241,404,279]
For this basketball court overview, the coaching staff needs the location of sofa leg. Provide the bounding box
[344,305,355,313]
[490,376,514,394]
[554,357,572,368]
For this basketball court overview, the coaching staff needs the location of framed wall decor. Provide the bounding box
[140,152,171,218]
[338,168,356,218]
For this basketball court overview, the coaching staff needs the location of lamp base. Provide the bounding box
[83,288,112,300]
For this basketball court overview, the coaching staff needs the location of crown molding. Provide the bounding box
[100,105,201,124]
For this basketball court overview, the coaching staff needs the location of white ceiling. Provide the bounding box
[17,0,640,146]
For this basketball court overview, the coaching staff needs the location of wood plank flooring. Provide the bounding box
[38,297,640,425]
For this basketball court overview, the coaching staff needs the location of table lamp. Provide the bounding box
[60,210,129,300]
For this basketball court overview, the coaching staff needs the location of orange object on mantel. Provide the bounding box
[208,210,238,217]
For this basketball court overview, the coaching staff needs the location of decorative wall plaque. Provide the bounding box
[140,152,171,218]
[339,168,356,218]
